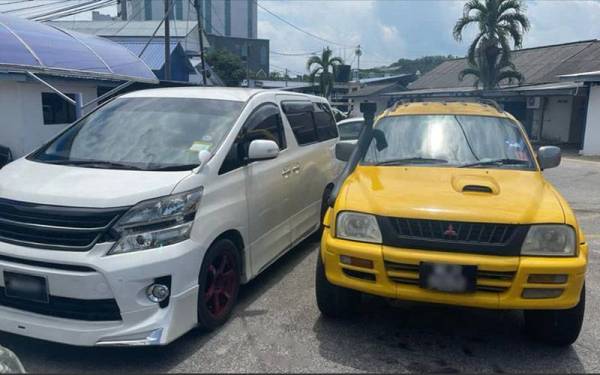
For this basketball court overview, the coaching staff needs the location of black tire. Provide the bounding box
[523,284,586,346]
[315,252,360,318]
[197,239,241,331]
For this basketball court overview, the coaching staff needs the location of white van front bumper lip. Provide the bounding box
[0,239,206,346]
[0,285,198,346]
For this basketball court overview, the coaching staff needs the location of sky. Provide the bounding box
[258,0,600,76]
[2,0,600,76]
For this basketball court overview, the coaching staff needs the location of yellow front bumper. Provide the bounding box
[321,228,587,310]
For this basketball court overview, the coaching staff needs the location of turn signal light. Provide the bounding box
[528,274,568,284]
[340,255,374,269]
[522,288,563,299]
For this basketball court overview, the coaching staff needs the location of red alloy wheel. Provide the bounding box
[204,251,238,318]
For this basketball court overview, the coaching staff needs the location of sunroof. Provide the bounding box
[0,15,157,83]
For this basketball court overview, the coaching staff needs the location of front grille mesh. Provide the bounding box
[0,198,128,251]
[385,261,516,293]
[390,218,516,245]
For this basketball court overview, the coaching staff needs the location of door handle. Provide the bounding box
[292,164,301,174]
[282,168,291,178]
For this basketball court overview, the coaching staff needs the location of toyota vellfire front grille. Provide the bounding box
[0,198,128,251]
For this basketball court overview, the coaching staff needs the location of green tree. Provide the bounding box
[205,48,246,87]
[306,47,344,98]
[453,0,530,89]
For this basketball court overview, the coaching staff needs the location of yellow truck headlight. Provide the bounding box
[521,225,576,257]
[336,212,382,244]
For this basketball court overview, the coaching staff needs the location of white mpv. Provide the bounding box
[0,88,340,346]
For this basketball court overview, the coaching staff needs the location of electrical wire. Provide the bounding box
[270,49,320,57]
[255,0,354,49]
[1,0,69,14]
[0,0,36,7]
[37,2,117,22]
[31,0,113,21]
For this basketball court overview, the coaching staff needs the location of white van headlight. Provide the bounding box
[336,212,382,244]
[108,188,203,255]
[521,225,576,257]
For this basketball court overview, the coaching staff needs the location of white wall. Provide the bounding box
[0,78,98,158]
[582,85,600,155]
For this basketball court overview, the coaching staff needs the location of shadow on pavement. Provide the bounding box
[0,235,319,374]
[312,296,585,373]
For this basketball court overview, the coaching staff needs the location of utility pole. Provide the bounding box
[194,0,207,85]
[164,0,172,81]
[355,45,362,82]
[119,0,127,20]
[285,68,288,87]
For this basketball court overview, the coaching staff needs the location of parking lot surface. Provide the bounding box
[0,158,599,373]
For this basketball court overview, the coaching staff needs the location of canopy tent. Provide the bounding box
[0,14,158,83]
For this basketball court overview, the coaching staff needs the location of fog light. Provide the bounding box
[340,255,374,269]
[146,284,170,303]
[528,274,568,284]
[522,288,563,299]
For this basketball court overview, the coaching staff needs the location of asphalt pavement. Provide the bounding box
[0,157,598,373]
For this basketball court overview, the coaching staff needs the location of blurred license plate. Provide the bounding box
[420,262,477,293]
[4,271,49,303]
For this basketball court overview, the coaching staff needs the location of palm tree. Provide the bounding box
[453,0,530,89]
[306,47,344,98]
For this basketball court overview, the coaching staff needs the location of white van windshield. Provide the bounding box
[31,97,244,171]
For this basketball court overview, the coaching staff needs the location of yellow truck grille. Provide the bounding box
[384,260,516,293]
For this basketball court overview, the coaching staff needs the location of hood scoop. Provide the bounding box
[452,174,500,195]
[462,184,493,193]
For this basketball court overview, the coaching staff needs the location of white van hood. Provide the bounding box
[0,159,191,208]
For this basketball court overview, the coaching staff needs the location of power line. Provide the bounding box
[37,1,117,22]
[270,50,319,57]
[30,0,110,21]
[0,0,36,7]
[1,0,70,15]
[255,0,354,49]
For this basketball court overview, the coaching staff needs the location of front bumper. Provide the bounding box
[0,239,206,346]
[321,228,587,310]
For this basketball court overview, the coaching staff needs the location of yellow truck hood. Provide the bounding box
[341,165,565,224]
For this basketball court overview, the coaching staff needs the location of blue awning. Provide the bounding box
[0,15,158,83]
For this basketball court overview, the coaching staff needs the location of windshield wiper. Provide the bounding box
[44,160,144,170]
[146,164,200,171]
[460,158,529,168]
[375,157,449,166]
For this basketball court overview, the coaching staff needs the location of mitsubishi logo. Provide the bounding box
[443,224,458,238]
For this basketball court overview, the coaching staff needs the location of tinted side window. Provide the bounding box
[219,103,286,174]
[314,102,338,141]
[282,101,317,145]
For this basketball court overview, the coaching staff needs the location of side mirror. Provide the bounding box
[538,146,561,170]
[335,141,356,162]
[248,139,279,161]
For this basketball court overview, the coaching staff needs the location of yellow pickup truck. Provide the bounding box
[318,101,587,346]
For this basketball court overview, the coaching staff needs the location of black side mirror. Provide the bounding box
[538,146,561,170]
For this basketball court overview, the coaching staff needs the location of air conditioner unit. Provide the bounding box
[527,96,541,109]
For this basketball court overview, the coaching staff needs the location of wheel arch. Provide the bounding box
[209,229,248,282]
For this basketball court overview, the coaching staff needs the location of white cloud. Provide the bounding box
[258,0,600,76]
